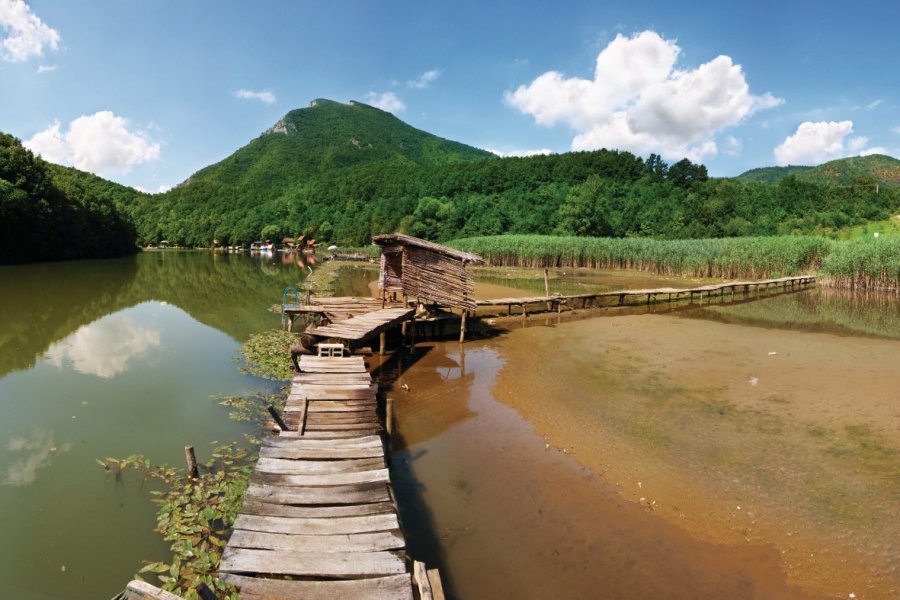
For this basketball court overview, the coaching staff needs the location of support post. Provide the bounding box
[267,405,289,432]
[184,445,199,479]
[386,397,394,436]
[543,268,550,296]
[379,332,386,356]
[459,310,467,343]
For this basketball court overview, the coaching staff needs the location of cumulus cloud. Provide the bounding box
[365,91,406,113]
[486,147,554,158]
[35,63,57,73]
[408,69,441,89]
[774,121,856,165]
[0,0,60,62]
[234,88,276,104]
[24,111,161,176]
[505,30,781,162]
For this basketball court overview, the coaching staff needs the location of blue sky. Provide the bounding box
[2,0,899,191]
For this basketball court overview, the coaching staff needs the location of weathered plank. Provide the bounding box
[259,445,385,460]
[239,499,397,519]
[218,573,414,600]
[249,467,389,487]
[228,529,405,553]
[234,513,400,536]
[254,457,384,475]
[263,435,383,448]
[123,580,183,600]
[220,547,406,578]
[245,482,390,505]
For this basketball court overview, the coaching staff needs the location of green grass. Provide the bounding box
[449,234,832,279]
[820,236,900,289]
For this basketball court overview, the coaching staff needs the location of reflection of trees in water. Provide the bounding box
[0,252,311,379]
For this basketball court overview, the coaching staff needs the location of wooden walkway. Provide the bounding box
[218,354,443,599]
[476,275,816,316]
[307,307,417,343]
[283,297,407,330]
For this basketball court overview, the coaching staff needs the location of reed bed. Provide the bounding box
[448,235,832,279]
[820,237,900,291]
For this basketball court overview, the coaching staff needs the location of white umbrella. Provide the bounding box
[327,245,338,251]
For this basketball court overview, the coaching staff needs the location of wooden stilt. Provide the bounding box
[459,310,467,343]
[184,445,199,479]
[379,331,386,356]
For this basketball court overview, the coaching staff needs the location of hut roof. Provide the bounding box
[372,233,483,264]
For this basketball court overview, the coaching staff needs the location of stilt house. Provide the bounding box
[372,233,483,311]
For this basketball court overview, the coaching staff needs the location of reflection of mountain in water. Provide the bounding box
[0,252,311,379]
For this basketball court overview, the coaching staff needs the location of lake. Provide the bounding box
[1,253,897,599]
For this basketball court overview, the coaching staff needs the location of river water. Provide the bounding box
[1,254,897,599]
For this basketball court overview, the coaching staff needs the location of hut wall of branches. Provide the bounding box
[373,233,483,311]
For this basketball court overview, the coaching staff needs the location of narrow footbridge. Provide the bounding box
[218,353,443,599]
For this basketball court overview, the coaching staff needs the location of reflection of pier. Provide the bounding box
[219,354,444,599]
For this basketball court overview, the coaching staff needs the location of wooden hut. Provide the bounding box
[372,233,483,312]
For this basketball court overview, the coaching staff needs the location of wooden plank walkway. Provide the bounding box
[219,354,442,599]
[307,307,417,342]
[283,297,407,330]
[476,275,816,315]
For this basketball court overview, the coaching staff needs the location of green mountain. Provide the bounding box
[0,132,139,264]
[130,99,494,244]
[736,155,900,185]
[734,165,814,183]
[799,154,900,186]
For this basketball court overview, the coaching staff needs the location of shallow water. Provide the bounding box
[3,255,898,598]
[386,275,900,599]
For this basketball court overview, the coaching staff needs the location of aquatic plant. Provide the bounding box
[449,234,832,279]
[820,236,900,290]
[239,329,297,380]
[99,441,251,600]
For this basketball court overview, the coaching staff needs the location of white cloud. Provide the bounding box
[486,147,554,158]
[408,69,441,89]
[3,430,70,487]
[45,314,161,378]
[866,99,882,111]
[25,111,161,175]
[774,121,854,165]
[506,30,781,162]
[365,91,406,113]
[134,183,171,194]
[234,88,276,104]
[0,0,60,62]
[723,135,742,156]
[35,63,57,73]
[860,147,888,156]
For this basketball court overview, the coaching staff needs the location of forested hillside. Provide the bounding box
[125,99,900,247]
[0,133,139,264]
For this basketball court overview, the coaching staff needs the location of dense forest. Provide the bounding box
[124,100,900,247]
[0,132,140,264]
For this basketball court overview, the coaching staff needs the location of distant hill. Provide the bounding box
[800,154,900,186]
[0,132,139,264]
[736,155,900,185]
[735,165,814,183]
[178,98,491,189]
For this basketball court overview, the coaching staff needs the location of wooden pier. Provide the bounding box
[218,353,443,599]
[476,275,816,317]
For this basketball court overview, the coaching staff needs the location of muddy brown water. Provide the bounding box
[375,271,899,599]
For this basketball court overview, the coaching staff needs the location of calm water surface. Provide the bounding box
[3,256,898,599]
[0,251,309,599]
